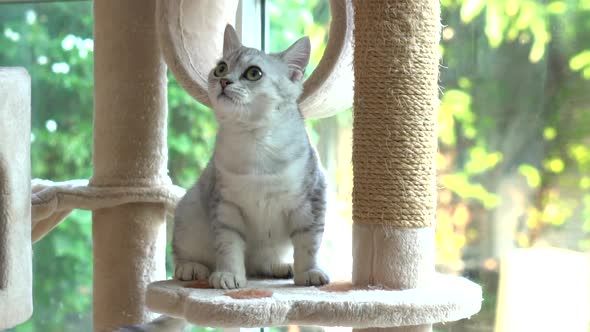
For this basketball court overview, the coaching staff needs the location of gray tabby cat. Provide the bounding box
[116,24,328,331]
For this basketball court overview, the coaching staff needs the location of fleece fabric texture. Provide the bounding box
[146,276,482,328]
[0,67,33,329]
[356,326,433,332]
[30,179,185,243]
[353,223,435,290]
[157,0,353,118]
[91,1,170,330]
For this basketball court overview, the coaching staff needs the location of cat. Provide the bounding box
[115,24,329,331]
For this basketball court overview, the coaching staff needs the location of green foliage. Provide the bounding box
[439,85,501,207]
[269,0,329,73]
[439,89,475,145]
[457,0,552,62]
[583,196,590,231]
[461,0,487,22]
[543,157,565,173]
[570,50,590,78]
[167,74,217,188]
[518,164,541,187]
[0,1,217,331]
[440,0,590,269]
[441,174,501,208]
[1,3,94,331]
[464,147,503,175]
[269,0,333,144]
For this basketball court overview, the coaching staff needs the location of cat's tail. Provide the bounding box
[113,316,187,332]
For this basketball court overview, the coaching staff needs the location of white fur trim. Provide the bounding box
[353,223,435,289]
[146,275,481,328]
[156,0,353,118]
[354,326,432,332]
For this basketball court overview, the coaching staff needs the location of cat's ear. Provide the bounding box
[223,24,241,56]
[279,36,311,82]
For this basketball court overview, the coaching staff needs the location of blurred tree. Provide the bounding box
[1,3,95,331]
[438,0,590,265]
[436,1,590,329]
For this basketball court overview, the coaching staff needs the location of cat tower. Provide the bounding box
[0,0,482,331]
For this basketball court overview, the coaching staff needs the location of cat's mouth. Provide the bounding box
[218,92,237,104]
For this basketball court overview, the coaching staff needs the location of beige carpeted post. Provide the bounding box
[145,1,480,327]
[91,1,168,331]
[0,68,32,330]
[352,0,441,331]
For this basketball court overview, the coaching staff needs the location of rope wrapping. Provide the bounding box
[352,0,441,228]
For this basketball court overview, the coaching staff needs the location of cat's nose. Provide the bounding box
[220,79,233,89]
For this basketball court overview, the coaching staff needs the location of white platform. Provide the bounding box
[146,274,482,328]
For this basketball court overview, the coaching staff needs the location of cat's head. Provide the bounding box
[207,24,310,125]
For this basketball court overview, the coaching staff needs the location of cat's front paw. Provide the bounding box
[294,268,330,286]
[175,262,211,281]
[209,271,247,289]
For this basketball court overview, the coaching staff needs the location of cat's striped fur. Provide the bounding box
[115,24,328,332]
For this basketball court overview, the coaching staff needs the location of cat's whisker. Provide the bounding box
[127,23,326,332]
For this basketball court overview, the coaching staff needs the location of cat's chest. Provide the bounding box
[216,160,305,226]
[218,163,303,204]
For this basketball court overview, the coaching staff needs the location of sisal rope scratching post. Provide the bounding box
[91,1,168,330]
[352,0,440,331]
[0,68,32,329]
[143,0,481,328]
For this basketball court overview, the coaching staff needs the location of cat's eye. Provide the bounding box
[214,62,228,77]
[243,66,263,81]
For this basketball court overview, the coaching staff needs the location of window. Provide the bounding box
[268,0,353,286]
[2,0,589,331]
